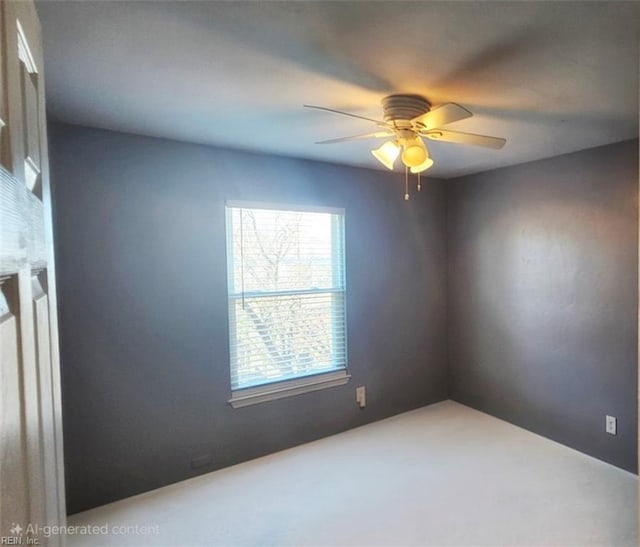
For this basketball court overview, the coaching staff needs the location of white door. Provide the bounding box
[0,1,66,545]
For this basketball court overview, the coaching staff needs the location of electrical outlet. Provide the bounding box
[356,386,366,408]
[606,415,617,435]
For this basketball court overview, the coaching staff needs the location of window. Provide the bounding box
[226,202,349,407]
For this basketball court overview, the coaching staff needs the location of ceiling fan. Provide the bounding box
[304,94,506,198]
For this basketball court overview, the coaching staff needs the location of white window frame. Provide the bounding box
[225,201,350,408]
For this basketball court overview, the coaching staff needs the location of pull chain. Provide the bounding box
[417,172,421,192]
[404,166,409,201]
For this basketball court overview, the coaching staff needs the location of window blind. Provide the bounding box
[226,203,347,392]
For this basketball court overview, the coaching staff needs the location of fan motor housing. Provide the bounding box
[382,94,431,126]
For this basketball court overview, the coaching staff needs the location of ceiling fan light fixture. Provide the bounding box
[410,157,434,174]
[410,142,433,173]
[401,137,427,167]
[306,96,506,198]
[372,141,400,170]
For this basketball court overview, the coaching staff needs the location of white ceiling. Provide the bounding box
[36,1,639,178]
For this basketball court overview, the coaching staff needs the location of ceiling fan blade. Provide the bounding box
[304,104,389,128]
[316,131,393,144]
[412,103,472,130]
[422,129,506,149]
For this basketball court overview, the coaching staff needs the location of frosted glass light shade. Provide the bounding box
[410,157,434,173]
[372,141,400,170]
[401,139,427,167]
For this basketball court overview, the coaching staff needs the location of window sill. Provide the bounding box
[228,370,351,408]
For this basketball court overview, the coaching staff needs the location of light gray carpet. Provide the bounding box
[67,401,638,546]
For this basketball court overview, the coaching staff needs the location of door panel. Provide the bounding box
[33,273,60,528]
[0,1,65,545]
[21,67,39,193]
[17,21,40,195]
[0,277,29,538]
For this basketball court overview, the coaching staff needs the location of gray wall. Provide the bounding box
[447,140,638,473]
[49,123,449,514]
[50,124,638,514]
